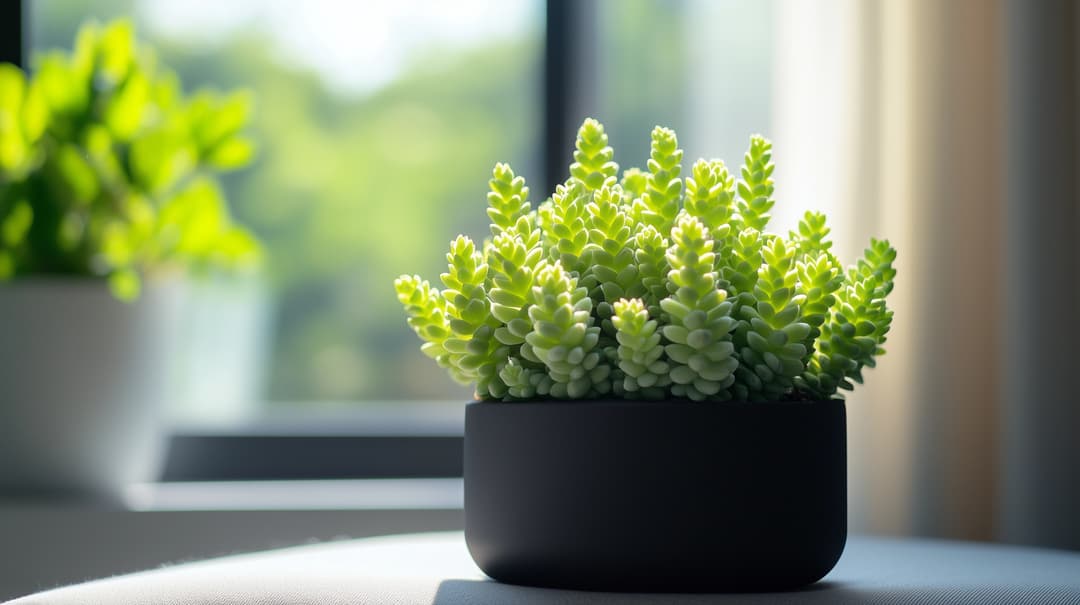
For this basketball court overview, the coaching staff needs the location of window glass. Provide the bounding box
[595,0,773,190]
[31,0,543,417]
[29,0,772,420]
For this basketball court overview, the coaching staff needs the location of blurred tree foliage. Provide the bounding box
[32,0,540,401]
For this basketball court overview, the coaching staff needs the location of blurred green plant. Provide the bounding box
[397,118,897,402]
[0,19,260,299]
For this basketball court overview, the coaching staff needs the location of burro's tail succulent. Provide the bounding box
[395,119,897,402]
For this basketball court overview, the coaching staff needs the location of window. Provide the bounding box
[29,0,543,426]
[18,0,777,479]
[592,0,773,180]
[27,0,774,421]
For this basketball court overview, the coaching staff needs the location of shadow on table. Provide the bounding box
[432,579,1080,604]
[432,579,844,604]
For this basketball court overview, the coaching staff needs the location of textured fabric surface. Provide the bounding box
[7,532,1080,604]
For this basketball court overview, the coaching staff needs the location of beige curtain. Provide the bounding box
[775,0,1080,549]
[775,0,1011,542]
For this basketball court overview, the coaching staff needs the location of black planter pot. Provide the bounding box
[464,399,846,593]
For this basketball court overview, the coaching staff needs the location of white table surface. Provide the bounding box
[8,531,1080,604]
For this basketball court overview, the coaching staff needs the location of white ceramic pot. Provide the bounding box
[0,278,184,499]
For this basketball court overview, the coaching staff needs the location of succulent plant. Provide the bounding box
[395,118,896,402]
[0,19,261,300]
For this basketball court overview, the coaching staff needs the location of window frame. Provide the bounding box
[6,0,581,482]
[1,1,23,67]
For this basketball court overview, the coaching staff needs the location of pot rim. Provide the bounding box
[467,398,842,408]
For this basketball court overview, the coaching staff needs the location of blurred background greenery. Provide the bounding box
[32,0,544,404]
[29,0,769,407]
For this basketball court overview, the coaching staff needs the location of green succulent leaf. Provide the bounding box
[732,236,808,400]
[795,252,844,357]
[633,224,670,317]
[486,162,531,237]
[394,274,462,380]
[439,235,509,398]
[542,179,591,275]
[488,230,543,346]
[801,239,897,398]
[396,117,897,402]
[525,260,609,398]
[790,211,833,259]
[735,135,775,233]
[612,297,670,398]
[619,167,647,200]
[684,159,735,242]
[632,126,683,235]
[724,227,763,305]
[660,214,738,401]
[581,182,641,329]
[499,357,547,400]
[569,118,618,191]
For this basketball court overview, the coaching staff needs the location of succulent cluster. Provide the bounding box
[0,19,260,299]
[396,119,896,402]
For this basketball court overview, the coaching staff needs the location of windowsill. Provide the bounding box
[173,401,466,436]
[124,478,464,511]
[161,402,467,482]
[0,481,464,601]
[1,410,469,599]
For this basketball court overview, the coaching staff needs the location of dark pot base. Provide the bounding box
[464,399,847,593]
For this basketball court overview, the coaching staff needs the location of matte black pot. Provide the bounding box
[464,399,846,592]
